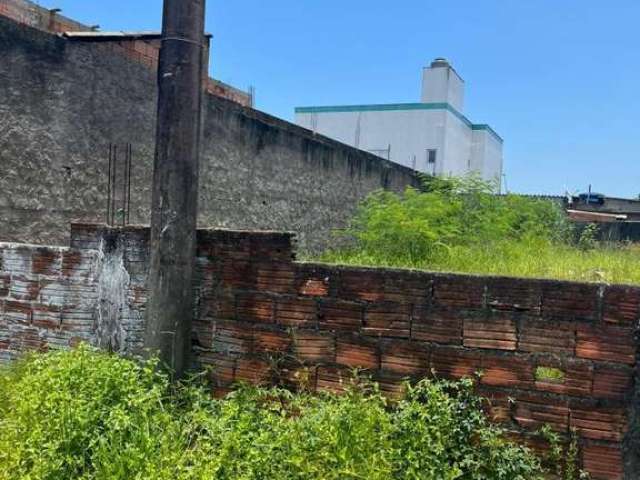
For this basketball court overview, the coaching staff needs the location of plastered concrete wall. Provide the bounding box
[200,100,418,247]
[1,223,639,479]
[0,16,418,252]
[0,17,156,246]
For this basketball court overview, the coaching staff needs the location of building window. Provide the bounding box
[427,149,437,164]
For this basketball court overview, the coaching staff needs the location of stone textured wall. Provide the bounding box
[0,16,419,252]
[196,97,418,252]
[3,223,637,479]
[0,17,156,246]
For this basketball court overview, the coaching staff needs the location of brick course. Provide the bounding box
[0,242,98,362]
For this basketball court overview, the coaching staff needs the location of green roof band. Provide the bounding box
[295,102,503,144]
[295,102,448,114]
[471,124,503,143]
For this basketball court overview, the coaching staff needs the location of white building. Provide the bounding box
[295,58,503,184]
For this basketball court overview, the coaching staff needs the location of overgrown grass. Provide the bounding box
[312,175,640,285]
[0,346,546,479]
[316,240,640,285]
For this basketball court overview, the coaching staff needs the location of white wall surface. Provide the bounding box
[441,110,472,177]
[471,129,504,186]
[421,66,465,112]
[295,62,502,184]
[296,108,447,171]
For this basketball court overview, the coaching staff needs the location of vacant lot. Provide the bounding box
[315,176,640,285]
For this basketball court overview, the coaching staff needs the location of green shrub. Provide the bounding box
[314,175,640,285]
[0,346,545,479]
[333,175,569,266]
[0,346,183,479]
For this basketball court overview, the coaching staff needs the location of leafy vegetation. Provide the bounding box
[535,366,565,383]
[0,346,546,479]
[538,426,588,480]
[314,175,640,285]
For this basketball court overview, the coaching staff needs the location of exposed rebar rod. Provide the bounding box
[107,144,112,225]
[121,144,127,227]
[127,144,132,225]
[111,145,118,226]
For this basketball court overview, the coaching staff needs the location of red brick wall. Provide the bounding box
[0,243,99,362]
[188,228,638,480]
[3,223,639,479]
[107,38,162,73]
[205,78,253,107]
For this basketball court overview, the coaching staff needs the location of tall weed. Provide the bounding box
[0,346,545,479]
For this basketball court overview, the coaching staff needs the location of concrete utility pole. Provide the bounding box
[144,0,206,378]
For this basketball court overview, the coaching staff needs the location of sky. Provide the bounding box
[36,0,640,198]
